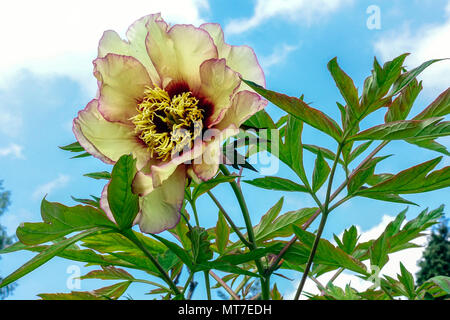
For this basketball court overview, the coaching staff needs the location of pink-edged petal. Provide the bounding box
[215,90,268,131]
[136,164,186,234]
[132,170,154,197]
[200,23,266,91]
[146,21,218,89]
[73,99,150,169]
[198,58,241,127]
[192,125,239,181]
[99,182,115,223]
[94,53,151,124]
[98,14,162,86]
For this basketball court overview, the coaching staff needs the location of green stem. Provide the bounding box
[183,272,195,295]
[207,190,252,248]
[203,270,211,300]
[294,143,343,300]
[121,229,181,297]
[219,164,270,300]
[190,200,200,227]
[293,211,329,300]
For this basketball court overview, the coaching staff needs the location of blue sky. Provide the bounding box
[0,0,449,299]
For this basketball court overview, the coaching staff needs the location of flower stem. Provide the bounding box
[294,142,343,300]
[207,190,252,248]
[121,229,181,297]
[203,270,211,300]
[219,164,270,300]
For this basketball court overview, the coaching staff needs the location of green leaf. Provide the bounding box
[391,59,447,96]
[187,226,213,264]
[398,263,416,299]
[303,144,343,165]
[71,152,91,159]
[347,141,373,164]
[0,227,109,289]
[243,79,343,141]
[107,154,139,229]
[80,266,134,281]
[71,196,100,209]
[83,171,111,180]
[17,199,116,245]
[349,117,450,141]
[406,138,450,156]
[215,211,230,255]
[414,87,450,120]
[59,141,84,152]
[292,225,367,275]
[357,157,450,195]
[328,57,360,115]
[253,198,284,238]
[243,176,308,192]
[38,281,131,300]
[191,173,238,201]
[152,234,194,270]
[417,276,450,299]
[385,78,422,122]
[279,115,308,183]
[347,155,391,194]
[242,109,276,129]
[340,226,359,254]
[312,151,331,192]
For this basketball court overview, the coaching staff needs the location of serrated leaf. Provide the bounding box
[39,281,131,300]
[243,176,308,192]
[0,227,109,289]
[328,57,360,115]
[16,199,115,245]
[187,226,213,264]
[215,212,230,255]
[385,78,422,123]
[357,157,450,195]
[414,87,450,120]
[80,266,134,281]
[350,117,450,141]
[243,79,343,141]
[347,155,391,194]
[292,225,367,275]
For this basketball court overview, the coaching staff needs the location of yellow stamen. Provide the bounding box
[130,87,204,161]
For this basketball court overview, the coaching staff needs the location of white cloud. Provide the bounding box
[374,1,450,96]
[225,0,352,35]
[287,214,429,299]
[0,0,209,92]
[32,174,70,200]
[0,143,25,159]
[260,43,300,70]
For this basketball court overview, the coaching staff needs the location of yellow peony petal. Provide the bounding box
[200,23,266,92]
[136,164,186,234]
[192,125,239,181]
[94,53,151,124]
[199,58,241,127]
[98,14,162,86]
[146,21,218,89]
[215,90,268,131]
[73,99,150,169]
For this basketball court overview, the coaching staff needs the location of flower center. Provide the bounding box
[131,86,204,161]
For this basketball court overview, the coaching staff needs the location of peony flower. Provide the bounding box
[73,13,267,233]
